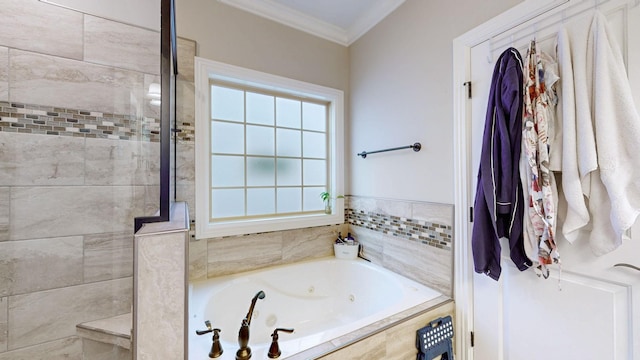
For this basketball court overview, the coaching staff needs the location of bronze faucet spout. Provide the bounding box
[245,290,265,326]
[236,290,265,360]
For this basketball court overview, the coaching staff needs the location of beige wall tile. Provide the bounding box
[84,138,160,186]
[177,78,195,125]
[281,224,342,262]
[0,132,85,186]
[0,336,82,360]
[84,232,134,283]
[177,38,196,82]
[8,278,131,349]
[134,231,186,360]
[0,188,8,242]
[188,239,207,282]
[10,186,144,240]
[207,232,283,277]
[0,0,83,60]
[0,237,83,297]
[9,49,144,115]
[143,73,161,120]
[412,202,454,227]
[81,338,131,360]
[176,143,195,184]
[320,331,386,360]
[0,47,7,102]
[0,297,6,352]
[383,236,452,297]
[84,15,160,74]
[136,185,160,217]
[176,183,195,219]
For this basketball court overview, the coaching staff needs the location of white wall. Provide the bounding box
[348,0,521,203]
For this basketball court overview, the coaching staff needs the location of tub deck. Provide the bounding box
[189,257,452,359]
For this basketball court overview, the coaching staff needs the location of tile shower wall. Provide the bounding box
[0,0,162,358]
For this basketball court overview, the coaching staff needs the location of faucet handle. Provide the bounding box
[268,328,295,359]
[209,328,223,358]
[196,320,214,335]
[196,321,223,358]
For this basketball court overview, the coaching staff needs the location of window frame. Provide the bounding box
[194,57,344,239]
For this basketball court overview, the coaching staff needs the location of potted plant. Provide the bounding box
[319,191,343,214]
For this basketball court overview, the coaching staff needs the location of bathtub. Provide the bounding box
[188,257,443,359]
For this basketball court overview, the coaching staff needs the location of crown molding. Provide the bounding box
[346,0,405,44]
[218,0,405,46]
[219,0,348,45]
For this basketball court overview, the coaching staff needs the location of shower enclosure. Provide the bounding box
[0,0,165,358]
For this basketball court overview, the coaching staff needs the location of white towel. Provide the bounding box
[591,12,640,252]
[557,11,640,255]
[556,23,593,245]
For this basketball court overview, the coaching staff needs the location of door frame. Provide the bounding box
[451,1,572,359]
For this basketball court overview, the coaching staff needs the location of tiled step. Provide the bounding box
[77,313,131,349]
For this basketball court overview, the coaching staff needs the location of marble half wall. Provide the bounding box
[134,202,189,360]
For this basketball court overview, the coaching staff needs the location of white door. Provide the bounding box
[467,3,640,360]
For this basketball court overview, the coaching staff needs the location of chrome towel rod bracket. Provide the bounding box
[357,142,421,159]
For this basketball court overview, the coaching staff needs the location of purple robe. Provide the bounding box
[471,47,532,280]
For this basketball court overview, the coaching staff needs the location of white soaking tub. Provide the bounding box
[188,257,443,359]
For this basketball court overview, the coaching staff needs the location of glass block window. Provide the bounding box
[209,82,329,222]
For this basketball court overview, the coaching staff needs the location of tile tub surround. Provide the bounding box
[191,223,348,281]
[345,196,454,297]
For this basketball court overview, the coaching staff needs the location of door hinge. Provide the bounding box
[469,206,474,222]
[470,331,475,347]
[463,81,472,99]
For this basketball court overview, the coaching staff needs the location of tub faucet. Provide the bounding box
[236,290,265,360]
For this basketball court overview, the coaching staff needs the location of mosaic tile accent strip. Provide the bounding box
[0,101,161,142]
[346,208,453,250]
[177,121,194,142]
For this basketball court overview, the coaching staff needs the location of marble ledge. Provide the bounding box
[135,202,189,236]
[285,296,453,360]
[76,313,131,350]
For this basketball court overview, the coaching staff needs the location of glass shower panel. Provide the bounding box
[0,0,162,358]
